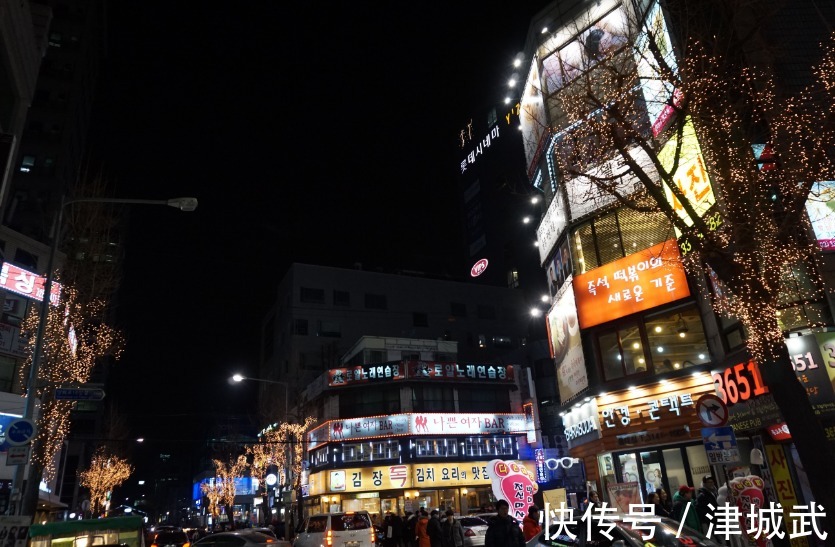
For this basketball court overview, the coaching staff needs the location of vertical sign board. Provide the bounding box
[701,426,740,464]
[546,278,588,402]
[764,445,809,547]
[0,517,30,547]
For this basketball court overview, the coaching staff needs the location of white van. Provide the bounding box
[293,512,375,547]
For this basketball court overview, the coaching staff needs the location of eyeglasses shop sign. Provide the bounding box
[561,400,602,448]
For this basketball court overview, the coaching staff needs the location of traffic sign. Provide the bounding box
[701,426,740,464]
[5,446,28,466]
[5,419,36,446]
[696,393,728,427]
[54,387,106,401]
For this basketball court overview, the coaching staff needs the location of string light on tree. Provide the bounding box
[78,447,132,517]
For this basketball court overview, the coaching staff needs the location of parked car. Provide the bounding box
[292,512,375,547]
[456,516,489,546]
[151,529,191,547]
[195,530,288,547]
[525,516,721,547]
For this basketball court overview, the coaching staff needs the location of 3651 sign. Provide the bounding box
[712,360,768,406]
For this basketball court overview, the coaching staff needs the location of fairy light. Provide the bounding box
[20,280,124,480]
[201,455,248,518]
[78,447,133,517]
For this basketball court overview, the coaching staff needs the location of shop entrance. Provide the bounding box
[612,443,708,500]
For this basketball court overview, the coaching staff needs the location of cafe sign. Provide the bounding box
[573,240,690,329]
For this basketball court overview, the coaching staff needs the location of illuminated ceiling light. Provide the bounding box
[673,363,681,369]
[599,392,607,397]
[513,58,522,68]
[540,295,549,303]
[679,331,686,338]
[533,241,539,247]
[584,397,591,402]
[530,308,542,317]
[558,412,566,417]
[523,216,531,224]
[617,354,622,360]
[504,97,511,104]
[698,353,706,360]
[632,342,640,349]
[638,358,645,364]
[541,26,548,33]
[508,78,517,88]
[531,196,540,204]
[628,385,637,391]
[692,371,704,378]
[654,326,663,333]
[660,379,669,385]
[657,346,664,352]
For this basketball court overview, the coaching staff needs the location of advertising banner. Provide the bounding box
[573,240,690,328]
[546,279,587,402]
[486,459,539,522]
[805,180,835,250]
[405,361,514,382]
[634,1,679,136]
[307,413,528,449]
[658,118,716,229]
[606,481,642,513]
[537,189,568,265]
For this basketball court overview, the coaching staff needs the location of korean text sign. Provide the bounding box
[573,240,690,328]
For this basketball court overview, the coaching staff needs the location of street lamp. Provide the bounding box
[15,195,197,517]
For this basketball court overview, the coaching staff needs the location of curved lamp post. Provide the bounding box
[16,195,197,517]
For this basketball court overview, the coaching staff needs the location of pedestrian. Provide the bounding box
[405,511,418,547]
[427,509,443,547]
[657,488,673,515]
[648,492,671,518]
[696,475,718,532]
[441,509,464,547]
[672,485,701,532]
[582,490,600,513]
[391,512,405,547]
[522,505,542,541]
[415,509,430,547]
[485,499,525,547]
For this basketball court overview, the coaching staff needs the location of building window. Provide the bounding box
[365,293,387,310]
[413,312,428,327]
[318,320,341,337]
[478,305,496,320]
[412,386,455,412]
[462,437,515,457]
[294,319,308,336]
[333,290,350,306]
[19,156,35,173]
[596,303,710,380]
[450,302,467,317]
[300,287,325,303]
[574,208,672,273]
[459,388,510,413]
[342,441,401,463]
[414,439,459,458]
[310,447,329,467]
[0,356,17,392]
[339,388,400,418]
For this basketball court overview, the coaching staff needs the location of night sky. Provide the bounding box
[93,3,542,451]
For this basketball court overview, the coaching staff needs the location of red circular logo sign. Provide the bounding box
[470,258,489,277]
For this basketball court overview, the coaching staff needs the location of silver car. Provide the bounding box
[456,516,489,547]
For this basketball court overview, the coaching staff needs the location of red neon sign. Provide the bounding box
[470,258,489,277]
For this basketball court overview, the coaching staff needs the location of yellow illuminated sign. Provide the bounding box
[307,461,536,495]
[659,118,715,229]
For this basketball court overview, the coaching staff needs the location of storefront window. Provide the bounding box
[343,441,401,463]
[599,321,644,380]
[462,436,515,457]
[662,448,688,494]
[415,438,459,457]
[645,305,709,372]
[619,453,640,483]
[640,451,663,494]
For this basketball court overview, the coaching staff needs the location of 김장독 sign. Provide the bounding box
[573,240,690,328]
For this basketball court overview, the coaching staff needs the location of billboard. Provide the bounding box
[573,240,690,328]
[541,8,629,95]
[634,2,679,136]
[536,188,568,265]
[546,278,588,402]
[520,60,549,172]
[805,180,835,250]
[564,145,657,220]
[658,118,716,229]
[0,263,61,305]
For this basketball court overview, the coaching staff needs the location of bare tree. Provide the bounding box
[532,0,835,532]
